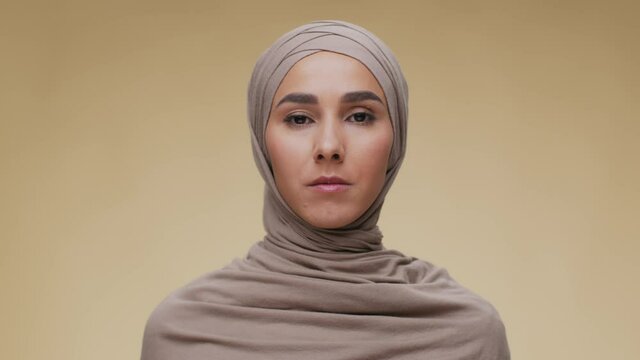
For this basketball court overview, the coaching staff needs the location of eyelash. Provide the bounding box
[283,111,377,127]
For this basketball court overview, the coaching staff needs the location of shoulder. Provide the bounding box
[140,292,175,359]
[407,258,510,358]
[140,283,193,360]
[140,270,223,359]
[470,298,510,359]
[440,269,511,359]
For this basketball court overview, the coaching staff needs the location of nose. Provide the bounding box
[314,119,344,163]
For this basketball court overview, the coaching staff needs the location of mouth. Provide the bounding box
[307,176,352,193]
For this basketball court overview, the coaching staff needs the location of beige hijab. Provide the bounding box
[141,19,510,360]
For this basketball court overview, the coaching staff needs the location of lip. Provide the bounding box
[307,176,352,193]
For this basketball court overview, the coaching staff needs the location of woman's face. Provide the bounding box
[265,51,393,229]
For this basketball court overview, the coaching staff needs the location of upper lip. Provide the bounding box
[308,176,351,186]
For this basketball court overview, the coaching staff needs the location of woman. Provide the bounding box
[141,19,510,360]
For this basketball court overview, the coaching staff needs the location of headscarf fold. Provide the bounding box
[141,19,510,360]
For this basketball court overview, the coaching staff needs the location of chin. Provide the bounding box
[302,209,359,229]
[310,220,350,229]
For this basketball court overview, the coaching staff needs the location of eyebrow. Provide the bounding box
[276,92,318,108]
[275,90,383,108]
[341,90,384,104]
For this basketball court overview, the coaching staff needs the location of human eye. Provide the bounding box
[283,113,314,127]
[347,111,376,125]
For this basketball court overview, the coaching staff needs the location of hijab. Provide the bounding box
[141,19,510,360]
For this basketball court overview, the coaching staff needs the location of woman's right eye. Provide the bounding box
[284,114,313,126]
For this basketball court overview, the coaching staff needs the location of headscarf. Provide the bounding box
[248,18,408,253]
[141,19,510,360]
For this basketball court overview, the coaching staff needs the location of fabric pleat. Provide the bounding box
[141,19,510,360]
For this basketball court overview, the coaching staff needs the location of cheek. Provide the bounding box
[353,128,394,180]
[266,128,309,187]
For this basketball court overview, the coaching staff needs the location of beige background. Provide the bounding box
[1,0,638,359]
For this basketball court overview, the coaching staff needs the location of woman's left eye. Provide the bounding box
[348,111,376,124]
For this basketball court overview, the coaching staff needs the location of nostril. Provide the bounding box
[315,151,342,162]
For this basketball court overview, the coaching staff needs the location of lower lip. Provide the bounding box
[310,183,350,193]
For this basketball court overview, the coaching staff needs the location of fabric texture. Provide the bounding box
[141,19,510,360]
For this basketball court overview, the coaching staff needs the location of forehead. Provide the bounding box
[273,51,387,104]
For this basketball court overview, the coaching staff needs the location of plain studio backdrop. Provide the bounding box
[1,0,638,359]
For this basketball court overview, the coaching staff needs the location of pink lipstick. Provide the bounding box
[308,176,351,193]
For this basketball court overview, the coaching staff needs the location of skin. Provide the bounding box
[265,51,393,229]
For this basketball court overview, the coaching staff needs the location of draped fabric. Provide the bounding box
[141,20,510,360]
